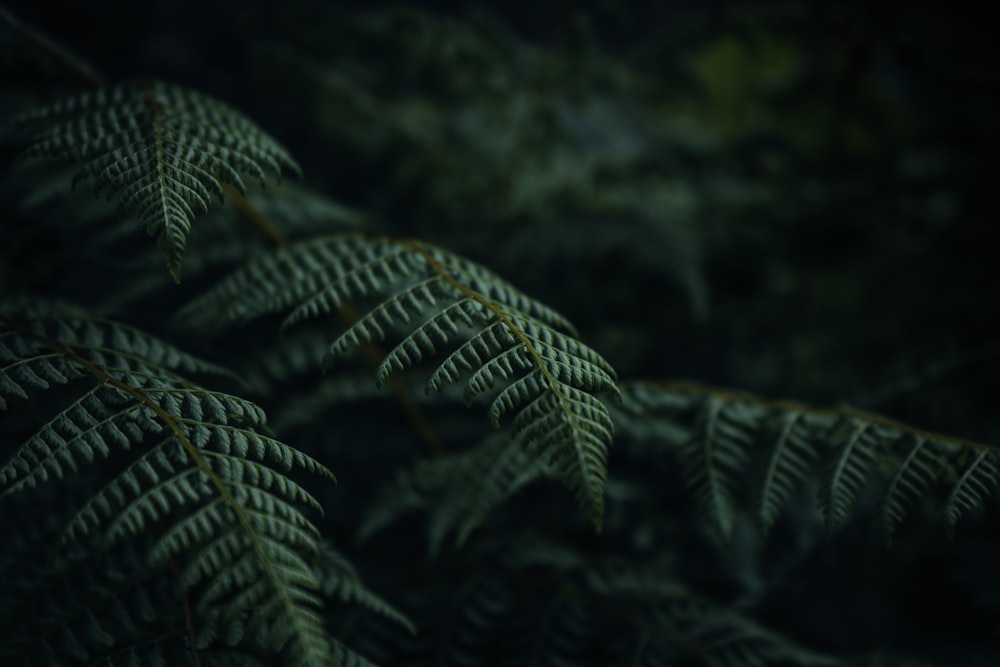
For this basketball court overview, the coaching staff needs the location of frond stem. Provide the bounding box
[636,380,1000,455]
[338,301,445,458]
[403,238,602,526]
[167,553,204,667]
[223,183,288,247]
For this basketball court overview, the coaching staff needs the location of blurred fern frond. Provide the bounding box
[616,381,1000,542]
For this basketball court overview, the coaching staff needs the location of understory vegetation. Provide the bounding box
[2,2,998,666]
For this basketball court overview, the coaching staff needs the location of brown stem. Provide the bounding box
[336,302,445,458]
[631,380,1000,454]
[167,556,204,667]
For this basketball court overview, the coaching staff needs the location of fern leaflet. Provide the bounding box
[11,79,301,281]
[315,541,416,635]
[358,433,550,554]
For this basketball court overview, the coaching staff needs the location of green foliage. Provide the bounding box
[615,382,1000,542]
[9,79,300,281]
[0,302,335,666]
[181,234,620,529]
[2,3,998,667]
[0,299,415,666]
[357,432,548,554]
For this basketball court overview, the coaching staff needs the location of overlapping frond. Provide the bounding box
[180,234,620,529]
[352,539,914,667]
[315,541,416,635]
[2,164,361,313]
[0,301,347,667]
[617,381,1000,542]
[10,79,301,280]
[0,311,234,413]
[358,433,550,554]
[582,563,854,667]
[0,531,267,666]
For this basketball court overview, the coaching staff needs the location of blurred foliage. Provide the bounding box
[233,2,1000,409]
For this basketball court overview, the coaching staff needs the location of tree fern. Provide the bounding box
[0,300,400,667]
[9,79,301,281]
[180,234,620,529]
[616,381,1000,542]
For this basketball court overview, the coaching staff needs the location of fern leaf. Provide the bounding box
[358,433,549,553]
[758,411,827,532]
[676,396,764,541]
[587,563,847,667]
[181,234,620,529]
[12,80,301,280]
[0,535,267,666]
[0,302,342,667]
[390,539,872,667]
[819,419,883,531]
[1,385,153,494]
[617,382,1000,541]
[945,450,1000,536]
[877,436,941,542]
[0,312,237,424]
[315,542,416,634]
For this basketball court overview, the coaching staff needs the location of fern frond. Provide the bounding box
[2,169,361,314]
[366,538,910,667]
[315,541,416,634]
[584,562,849,667]
[820,418,885,531]
[877,435,939,541]
[679,396,765,541]
[181,234,620,529]
[758,410,828,532]
[11,79,301,281]
[358,433,549,553]
[0,534,245,666]
[0,310,237,414]
[943,449,1000,537]
[0,302,346,667]
[617,381,1000,541]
